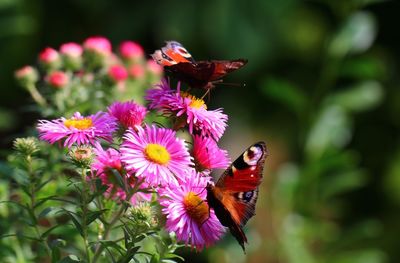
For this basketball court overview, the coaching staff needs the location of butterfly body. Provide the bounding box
[206,142,267,252]
[151,41,247,90]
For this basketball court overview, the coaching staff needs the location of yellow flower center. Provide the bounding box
[144,143,171,165]
[64,118,93,130]
[183,191,209,225]
[181,92,207,109]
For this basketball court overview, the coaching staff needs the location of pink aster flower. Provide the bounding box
[119,41,144,61]
[46,71,69,88]
[91,144,151,204]
[146,79,228,140]
[83,36,112,56]
[108,65,128,83]
[120,125,193,187]
[37,112,117,147]
[192,135,230,170]
[60,42,83,58]
[159,170,225,250]
[108,101,147,129]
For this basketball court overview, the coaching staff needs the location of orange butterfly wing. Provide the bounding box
[206,142,267,252]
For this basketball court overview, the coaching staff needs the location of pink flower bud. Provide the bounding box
[108,65,128,83]
[15,66,38,86]
[60,42,83,58]
[83,36,112,56]
[119,41,144,60]
[147,59,163,75]
[128,64,145,79]
[46,71,69,88]
[39,47,59,64]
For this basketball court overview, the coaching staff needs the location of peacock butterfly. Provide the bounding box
[151,41,248,90]
[206,142,267,252]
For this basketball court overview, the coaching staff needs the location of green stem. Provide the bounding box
[26,155,52,257]
[26,83,47,107]
[92,178,143,263]
[81,168,91,263]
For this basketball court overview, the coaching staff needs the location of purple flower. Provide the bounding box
[108,101,147,129]
[146,79,228,141]
[192,135,230,170]
[120,125,193,187]
[37,112,117,148]
[159,170,225,250]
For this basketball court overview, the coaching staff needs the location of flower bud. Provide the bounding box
[83,36,112,69]
[39,47,61,70]
[108,65,128,83]
[15,66,38,87]
[13,137,40,156]
[68,145,94,168]
[60,42,83,70]
[127,202,158,228]
[146,59,163,76]
[46,71,69,88]
[128,64,145,79]
[119,41,144,62]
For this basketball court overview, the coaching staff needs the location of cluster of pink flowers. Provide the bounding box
[15,36,163,91]
[34,38,233,251]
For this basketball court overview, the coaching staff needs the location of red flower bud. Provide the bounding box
[108,65,128,82]
[119,41,144,61]
[47,71,69,88]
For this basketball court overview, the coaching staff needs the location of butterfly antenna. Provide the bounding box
[216,82,246,88]
[201,89,211,100]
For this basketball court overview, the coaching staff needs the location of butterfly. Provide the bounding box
[151,41,248,90]
[206,141,267,252]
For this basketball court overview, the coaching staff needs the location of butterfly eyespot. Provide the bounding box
[243,146,263,166]
[236,190,256,203]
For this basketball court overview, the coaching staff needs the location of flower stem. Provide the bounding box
[80,168,92,263]
[26,154,52,257]
[26,83,47,107]
[92,178,142,263]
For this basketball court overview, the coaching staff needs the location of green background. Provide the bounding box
[1,0,400,262]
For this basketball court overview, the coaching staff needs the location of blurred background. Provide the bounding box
[1,0,400,262]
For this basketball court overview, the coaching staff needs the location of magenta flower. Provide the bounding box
[108,101,147,129]
[120,125,193,187]
[37,112,117,147]
[192,135,230,170]
[159,170,225,250]
[108,65,128,83]
[119,41,144,61]
[91,144,151,204]
[146,79,228,140]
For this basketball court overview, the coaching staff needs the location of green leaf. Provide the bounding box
[41,224,63,239]
[63,210,83,237]
[326,81,383,113]
[49,239,66,263]
[96,240,126,256]
[58,255,81,263]
[329,11,377,57]
[87,209,108,226]
[261,77,307,114]
[38,207,55,219]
